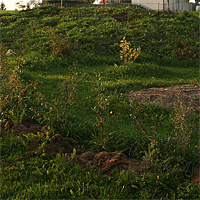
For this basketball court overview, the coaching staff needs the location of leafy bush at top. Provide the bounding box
[0,15,18,26]
[23,5,62,17]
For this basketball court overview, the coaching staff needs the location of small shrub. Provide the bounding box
[171,38,199,60]
[48,28,75,57]
[171,93,194,148]
[0,44,43,125]
[120,37,141,66]
[37,64,86,134]
[140,95,199,180]
[91,74,112,151]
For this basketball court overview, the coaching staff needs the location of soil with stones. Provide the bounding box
[2,84,200,183]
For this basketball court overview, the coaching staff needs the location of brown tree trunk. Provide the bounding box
[167,0,170,11]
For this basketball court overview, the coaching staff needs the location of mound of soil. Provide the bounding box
[3,118,148,178]
[74,151,148,178]
[123,84,200,114]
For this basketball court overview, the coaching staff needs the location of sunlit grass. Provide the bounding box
[1,5,199,199]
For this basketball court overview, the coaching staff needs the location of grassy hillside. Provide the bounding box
[1,5,199,199]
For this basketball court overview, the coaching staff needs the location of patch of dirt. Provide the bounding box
[193,167,200,184]
[2,117,150,178]
[123,84,200,114]
[74,151,149,178]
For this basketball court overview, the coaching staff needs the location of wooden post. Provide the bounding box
[167,0,169,11]
[163,0,164,11]
[61,0,63,7]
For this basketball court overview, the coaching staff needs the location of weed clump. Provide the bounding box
[36,64,86,134]
[48,28,75,57]
[0,45,42,125]
[138,95,199,180]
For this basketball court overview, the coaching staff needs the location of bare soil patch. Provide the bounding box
[123,84,200,114]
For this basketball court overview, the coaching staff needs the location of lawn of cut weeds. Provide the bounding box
[1,5,200,199]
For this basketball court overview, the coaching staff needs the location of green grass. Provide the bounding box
[1,5,199,199]
[1,133,199,199]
